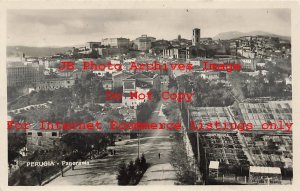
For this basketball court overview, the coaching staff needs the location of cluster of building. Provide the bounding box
[8,27,291,97]
[64,28,222,60]
[229,36,291,59]
[67,35,158,58]
[7,26,292,185]
[162,28,206,60]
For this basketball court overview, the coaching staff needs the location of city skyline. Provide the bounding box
[7,9,290,47]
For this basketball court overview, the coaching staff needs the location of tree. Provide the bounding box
[149,88,160,102]
[67,110,95,123]
[8,133,26,173]
[246,81,256,97]
[85,133,109,157]
[127,160,137,184]
[137,102,156,122]
[60,133,88,160]
[7,86,20,101]
[48,88,73,122]
[140,154,147,171]
[134,157,141,173]
[168,77,177,88]
[32,167,43,185]
[13,115,26,122]
[90,49,99,59]
[91,80,106,103]
[117,161,129,185]
[179,169,196,185]
[60,133,90,171]
[104,109,123,122]
[86,72,95,81]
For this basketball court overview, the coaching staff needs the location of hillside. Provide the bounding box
[213,31,290,41]
[7,46,73,57]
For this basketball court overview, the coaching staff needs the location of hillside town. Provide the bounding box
[7,25,292,186]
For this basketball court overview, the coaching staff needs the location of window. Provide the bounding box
[52,132,58,137]
[37,132,43,136]
[27,132,32,136]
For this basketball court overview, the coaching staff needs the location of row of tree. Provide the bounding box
[117,154,148,185]
[170,132,197,185]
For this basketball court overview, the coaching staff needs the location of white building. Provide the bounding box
[102,38,130,48]
[35,78,75,91]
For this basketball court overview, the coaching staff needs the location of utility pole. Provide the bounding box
[204,147,208,184]
[197,132,200,180]
[138,133,140,158]
[177,83,182,110]
[187,105,189,129]
[136,109,140,158]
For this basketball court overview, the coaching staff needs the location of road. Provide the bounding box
[46,99,176,185]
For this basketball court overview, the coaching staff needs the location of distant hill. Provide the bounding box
[7,46,73,57]
[213,31,291,41]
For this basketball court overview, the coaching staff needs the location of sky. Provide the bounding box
[7,9,291,47]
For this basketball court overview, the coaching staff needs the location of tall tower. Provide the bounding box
[192,28,200,46]
[178,34,181,41]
